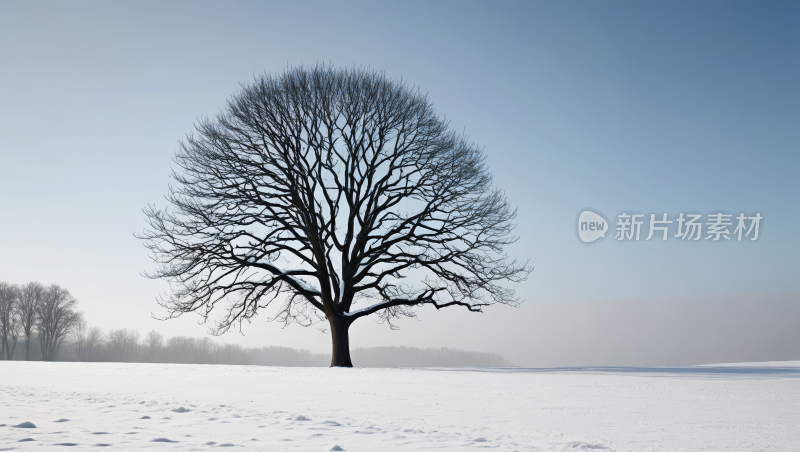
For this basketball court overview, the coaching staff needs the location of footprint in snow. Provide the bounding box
[474,437,488,442]
[330,446,345,451]
[568,442,608,450]
[205,441,216,446]
[17,438,35,442]
[290,415,310,421]
[92,432,109,435]
[54,443,79,446]
[13,422,36,428]
[54,419,70,423]
[140,416,151,419]
[151,438,178,443]
[95,444,112,447]
[172,407,191,413]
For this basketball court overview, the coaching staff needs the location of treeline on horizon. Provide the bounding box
[0,281,511,367]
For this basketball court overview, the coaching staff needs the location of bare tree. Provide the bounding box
[140,65,531,367]
[106,328,140,362]
[0,282,21,360]
[36,284,79,361]
[18,282,43,360]
[71,311,97,361]
[144,329,163,361]
[84,326,104,362]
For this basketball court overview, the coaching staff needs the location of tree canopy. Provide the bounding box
[140,65,530,366]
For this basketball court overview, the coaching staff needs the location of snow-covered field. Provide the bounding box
[1,361,798,451]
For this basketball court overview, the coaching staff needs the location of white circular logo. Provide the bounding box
[577,210,608,243]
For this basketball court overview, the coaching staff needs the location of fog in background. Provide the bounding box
[4,329,510,368]
[0,1,797,367]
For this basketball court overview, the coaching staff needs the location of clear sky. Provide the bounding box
[1,0,798,366]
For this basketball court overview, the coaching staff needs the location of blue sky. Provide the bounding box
[1,1,797,365]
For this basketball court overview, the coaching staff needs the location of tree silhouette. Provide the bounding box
[36,284,78,361]
[0,282,21,360]
[140,65,530,367]
[18,282,44,360]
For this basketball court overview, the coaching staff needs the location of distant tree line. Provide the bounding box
[0,282,79,361]
[0,280,511,367]
[352,346,511,367]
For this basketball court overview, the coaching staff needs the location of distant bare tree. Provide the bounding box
[106,328,140,362]
[72,311,87,360]
[106,329,125,361]
[71,312,100,361]
[144,329,163,361]
[36,284,79,361]
[164,336,198,364]
[84,326,104,361]
[18,282,43,360]
[140,65,531,367]
[0,282,21,360]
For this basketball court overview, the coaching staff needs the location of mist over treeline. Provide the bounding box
[0,281,511,367]
[2,331,511,367]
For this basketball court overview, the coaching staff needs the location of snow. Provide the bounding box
[284,274,321,295]
[343,301,387,317]
[256,261,322,295]
[696,360,800,368]
[1,361,798,451]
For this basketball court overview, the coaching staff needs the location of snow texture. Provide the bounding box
[344,301,388,317]
[0,361,798,451]
[283,274,321,295]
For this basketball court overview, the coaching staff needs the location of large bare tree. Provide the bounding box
[0,282,21,360]
[36,284,79,361]
[18,281,43,360]
[141,65,530,367]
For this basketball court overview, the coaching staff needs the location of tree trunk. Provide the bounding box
[41,334,51,362]
[329,316,353,367]
[25,336,30,361]
[3,336,15,360]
